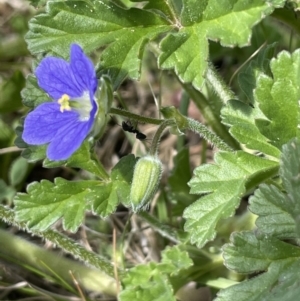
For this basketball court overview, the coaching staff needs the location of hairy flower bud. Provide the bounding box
[130,155,163,212]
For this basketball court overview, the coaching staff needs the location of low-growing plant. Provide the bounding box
[1,0,300,300]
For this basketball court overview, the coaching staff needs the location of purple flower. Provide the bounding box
[22,44,98,161]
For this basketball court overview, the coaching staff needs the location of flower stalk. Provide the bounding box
[109,107,164,125]
[161,106,233,152]
[149,119,176,156]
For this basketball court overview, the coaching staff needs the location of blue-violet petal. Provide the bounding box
[47,119,91,161]
[22,102,79,145]
[36,57,83,100]
[70,44,98,95]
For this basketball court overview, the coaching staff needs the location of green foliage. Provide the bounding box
[4,0,300,300]
[168,148,197,216]
[25,0,284,89]
[14,154,137,231]
[119,246,193,301]
[0,71,25,113]
[222,49,300,157]
[249,138,300,238]
[21,74,51,108]
[185,151,278,248]
[92,154,137,215]
[255,51,300,148]
[9,157,29,187]
[14,178,97,232]
[0,180,15,203]
[216,138,300,300]
[217,232,300,301]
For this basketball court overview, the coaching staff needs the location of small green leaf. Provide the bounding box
[216,259,300,301]
[21,74,51,109]
[159,246,193,276]
[120,274,175,301]
[91,155,137,216]
[222,100,281,157]
[0,180,16,204]
[185,151,278,247]
[88,182,117,217]
[14,178,99,232]
[222,49,300,157]
[9,157,29,187]
[280,138,300,235]
[141,0,177,20]
[255,50,300,148]
[168,148,197,215]
[120,246,192,301]
[0,71,25,113]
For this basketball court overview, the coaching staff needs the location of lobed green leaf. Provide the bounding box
[222,49,300,157]
[119,246,192,301]
[14,178,99,232]
[159,0,284,89]
[255,50,300,148]
[217,231,300,301]
[26,0,170,88]
[25,0,284,89]
[184,151,278,248]
[249,138,300,238]
[222,100,281,158]
[249,184,296,238]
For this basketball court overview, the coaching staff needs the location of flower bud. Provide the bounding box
[130,155,163,212]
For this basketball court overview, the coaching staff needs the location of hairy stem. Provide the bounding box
[0,205,122,280]
[109,107,164,125]
[206,62,235,103]
[184,118,233,152]
[149,119,175,155]
[181,83,240,150]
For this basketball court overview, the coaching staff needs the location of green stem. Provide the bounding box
[181,83,240,150]
[206,62,235,102]
[149,119,175,155]
[109,107,164,125]
[0,205,122,280]
[184,118,233,152]
[177,91,190,150]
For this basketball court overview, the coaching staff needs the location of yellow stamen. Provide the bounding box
[58,94,71,112]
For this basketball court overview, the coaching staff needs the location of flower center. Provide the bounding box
[58,92,93,121]
[58,94,71,112]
